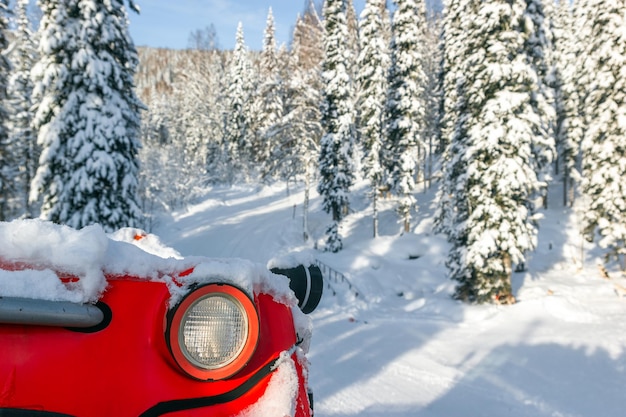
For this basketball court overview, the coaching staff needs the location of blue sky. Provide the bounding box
[128,1,364,51]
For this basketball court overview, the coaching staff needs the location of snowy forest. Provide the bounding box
[0,0,624,304]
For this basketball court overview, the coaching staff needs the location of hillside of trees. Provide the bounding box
[0,0,624,303]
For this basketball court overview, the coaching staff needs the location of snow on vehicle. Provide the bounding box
[0,219,321,417]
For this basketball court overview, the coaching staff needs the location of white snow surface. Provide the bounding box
[237,350,300,417]
[151,180,626,417]
[3,180,626,416]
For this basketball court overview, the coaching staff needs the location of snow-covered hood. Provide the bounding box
[0,219,298,308]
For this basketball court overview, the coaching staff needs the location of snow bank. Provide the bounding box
[0,219,298,308]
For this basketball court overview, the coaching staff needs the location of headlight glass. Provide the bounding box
[167,283,260,380]
[181,294,248,369]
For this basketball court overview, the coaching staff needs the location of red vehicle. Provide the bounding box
[0,220,322,417]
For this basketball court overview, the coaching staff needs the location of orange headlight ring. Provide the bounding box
[167,283,260,381]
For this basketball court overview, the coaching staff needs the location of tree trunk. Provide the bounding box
[303,166,310,241]
[503,251,512,280]
[372,187,379,238]
[427,134,433,190]
[563,169,569,207]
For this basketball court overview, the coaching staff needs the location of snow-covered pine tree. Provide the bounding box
[0,0,11,221]
[378,0,393,46]
[31,0,143,232]
[318,0,357,252]
[579,0,626,268]
[7,0,38,219]
[434,0,466,236]
[31,0,76,222]
[385,0,428,233]
[221,22,254,183]
[264,14,323,182]
[523,0,556,209]
[552,0,581,207]
[446,0,548,303]
[345,0,360,91]
[256,8,283,169]
[421,15,443,190]
[201,51,230,184]
[357,0,391,238]
[71,0,143,230]
[569,0,593,163]
[345,0,361,166]
[437,0,463,154]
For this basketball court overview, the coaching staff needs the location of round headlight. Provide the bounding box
[181,293,248,369]
[167,284,259,380]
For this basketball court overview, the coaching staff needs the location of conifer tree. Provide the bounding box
[385,0,428,233]
[572,2,593,123]
[523,0,556,209]
[31,0,143,232]
[357,0,391,238]
[434,0,466,236]
[198,51,229,184]
[0,0,12,220]
[345,0,360,89]
[7,0,38,218]
[552,0,580,206]
[421,16,443,190]
[0,3,10,220]
[579,0,626,268]
[446,0,549,303]
[256,8,283,168]
[222,23,254,182]
[318,0,357,252]
[437,0,463,153]
[570,0,593,157]
[378,0,393,45]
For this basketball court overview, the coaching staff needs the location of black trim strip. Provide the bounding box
[66,301,112,333]
[139,356,279,417]
[0,410,74,417]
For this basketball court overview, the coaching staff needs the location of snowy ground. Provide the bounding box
[154,180,626,417]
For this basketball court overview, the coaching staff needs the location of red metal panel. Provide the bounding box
[0,276,311,416]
